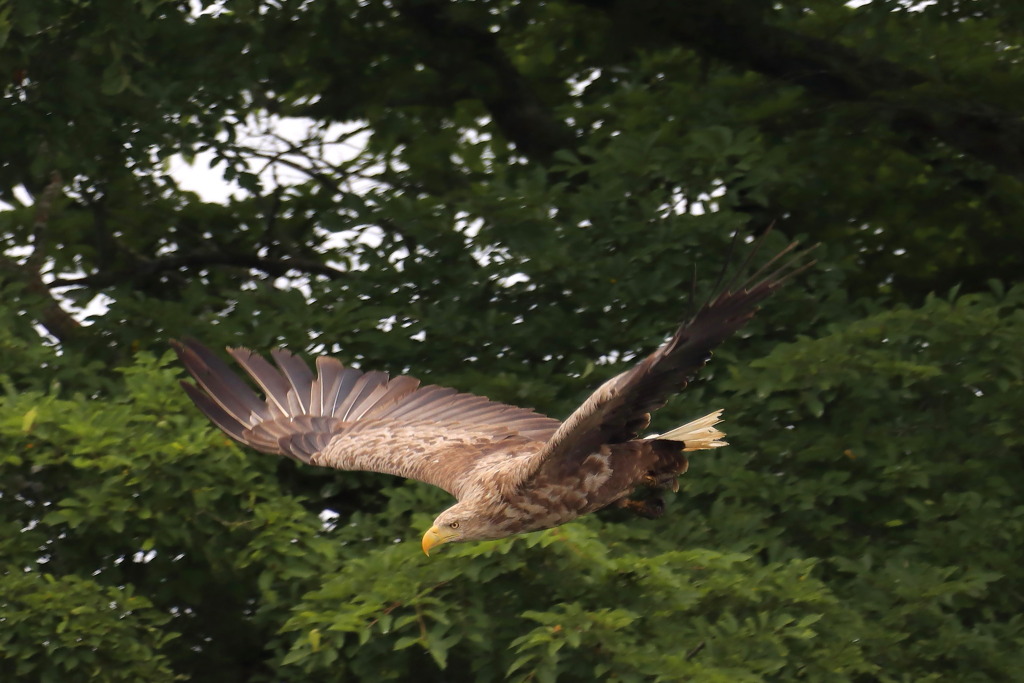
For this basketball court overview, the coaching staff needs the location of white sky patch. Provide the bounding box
[660,180,728,218]
[5,103,638,342]
[595,349,637,366]
[158,118,377,317]
[12,185,33,207]
[0,191,113,336]
[77,293,116,324]
[187,0,228,19]
[845,0,937,9]
[167,154,240,204]
[497,272,531,287]
[171,115,373,204]
[569,68,602,96]
[2,114,377,333]
[320,508,340,532]
[455,213,484,239]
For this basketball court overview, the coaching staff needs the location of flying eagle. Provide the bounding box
[173,240,812,555]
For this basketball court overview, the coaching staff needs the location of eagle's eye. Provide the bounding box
[449,522,460,529]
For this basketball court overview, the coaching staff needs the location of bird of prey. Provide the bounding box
[173,239,812,555]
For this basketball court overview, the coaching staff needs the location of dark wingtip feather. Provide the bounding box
[228,346,293,416]
[178,379,248,443]
[172,338,269,425]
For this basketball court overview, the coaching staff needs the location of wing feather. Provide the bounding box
[325,366,363,416]
[175,341,269,424]
[333,371,388,420]
[419,397,494,421]
[270,348,316,414]
[339,372,391,420]
[228,347,292,417]
[173,339,560,496]
[179,381,248,442]
[386,386,460,418]
[314,356,347,416]
[357,375,423,419]
[344,376,414,421]
[520,238,815,483]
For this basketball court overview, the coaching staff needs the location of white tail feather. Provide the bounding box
[646,409,727,451]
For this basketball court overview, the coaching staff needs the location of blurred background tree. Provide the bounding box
[1,0,1021,680]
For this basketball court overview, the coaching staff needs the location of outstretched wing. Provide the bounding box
[524,239,815,481]
[172,339,560,498]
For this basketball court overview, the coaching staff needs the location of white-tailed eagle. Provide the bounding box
[173,240,812,554]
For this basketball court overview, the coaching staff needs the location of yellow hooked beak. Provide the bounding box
[421,525,457,556]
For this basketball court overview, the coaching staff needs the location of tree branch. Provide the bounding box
[394,0,579,164]
[1,171,89,345]
[49,250,346,290]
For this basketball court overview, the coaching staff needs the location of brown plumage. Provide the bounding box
[173,239,813,554]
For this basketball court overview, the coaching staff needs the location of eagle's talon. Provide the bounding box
[643,473,680,492]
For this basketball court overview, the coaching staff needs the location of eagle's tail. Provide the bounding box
[648,409,727,451]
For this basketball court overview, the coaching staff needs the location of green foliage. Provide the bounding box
[0,353,339,680]
[703,285,1024,681]
[2,287,1021,680]
[0,573,176,682]
[2,0,1023,680]
[276,531,872,682]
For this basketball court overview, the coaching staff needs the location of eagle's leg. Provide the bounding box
[643,442,689,492]
[642,472,680,492]
[615,495,666,519]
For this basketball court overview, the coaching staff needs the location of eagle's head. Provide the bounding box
[421,501,506,555]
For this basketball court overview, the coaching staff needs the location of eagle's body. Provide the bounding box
[476,440,685,538]
[174,240,811,553]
